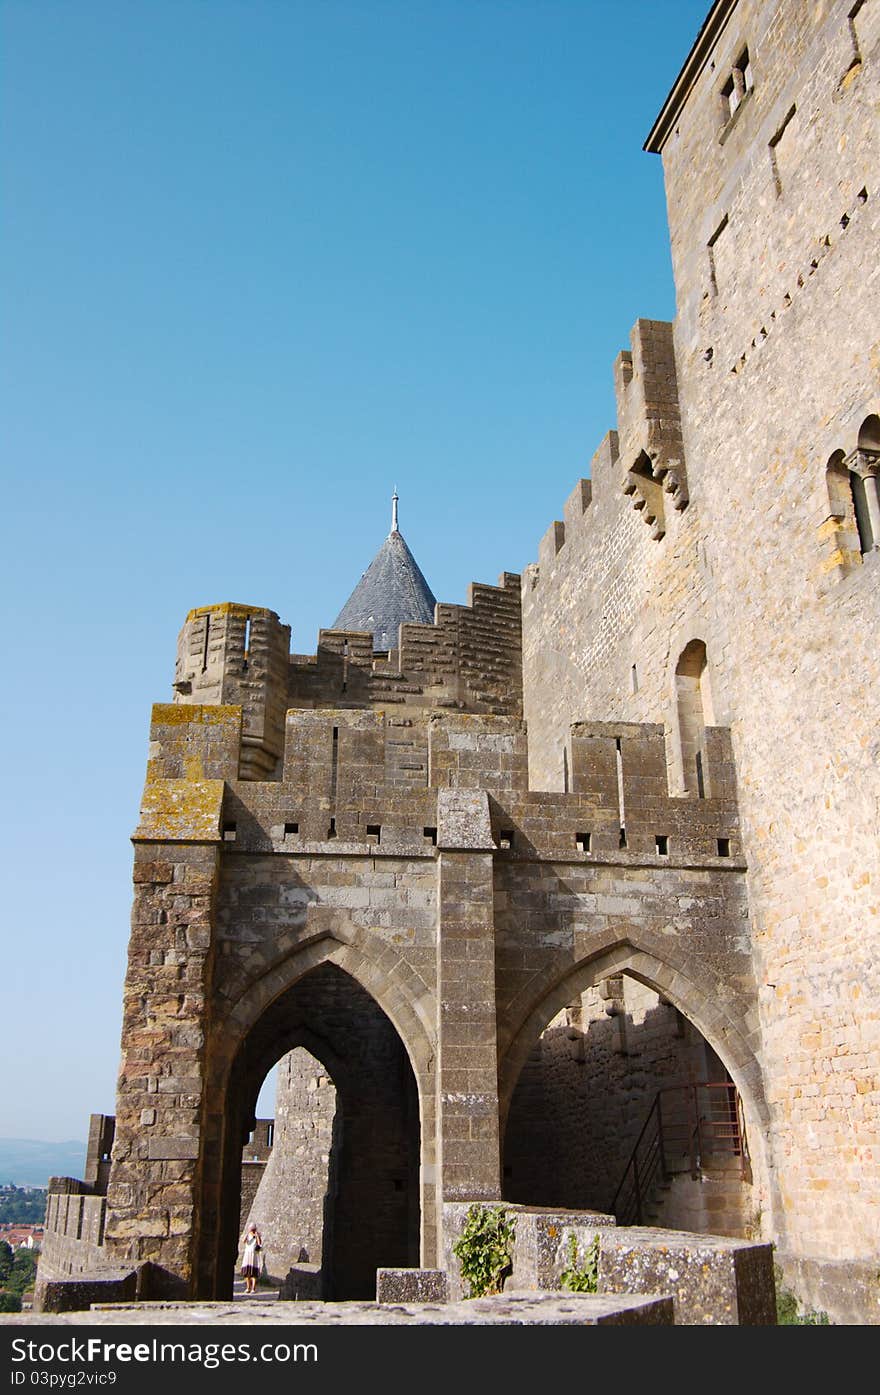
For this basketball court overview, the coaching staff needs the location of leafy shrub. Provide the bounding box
[560,1231,600,1293]
[774,1265,830,1325]
[452,1204,516,1299]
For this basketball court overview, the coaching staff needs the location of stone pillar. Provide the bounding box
[102,780,225,1297]
[861,467,880,550]
[435,790,501,1210]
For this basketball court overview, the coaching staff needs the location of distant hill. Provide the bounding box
[0,1140,87,1188]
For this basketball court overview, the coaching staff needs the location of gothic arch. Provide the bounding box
[219,926,437,1085]
[498,938,768,1147]
[201,931,438,1295]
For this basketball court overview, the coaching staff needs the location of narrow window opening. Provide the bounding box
[615,737,626,842]
[366,823,381,843]
[576,832,591,853]
[768,105,796,198]
[242,616,251,672]
[330,726,339,801]
[631,663,639,694]
[266,1121,274,1148]
[423,826,438,845]
[857,187,868,203]
[656,834,669,856]
[676,640,712,797]
[718,837,731,857]
[499,829,515,850]
[284,822,298,836]
[328,817,337,839]
[223,821,237,842]
[201,613,211,673]
[721,47,753,124]
[706,214,727,296]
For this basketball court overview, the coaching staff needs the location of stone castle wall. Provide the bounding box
[522,0,880,1317]
[660,0,880,1311]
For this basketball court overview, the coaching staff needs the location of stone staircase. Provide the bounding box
[612,1082,755,1239]
[639,1154,756,1239]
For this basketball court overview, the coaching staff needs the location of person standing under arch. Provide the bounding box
[240,1222,264,1295]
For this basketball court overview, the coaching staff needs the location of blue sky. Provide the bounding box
[2,0,710,1147]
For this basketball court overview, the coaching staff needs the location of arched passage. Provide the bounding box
[499,942,770,1238]
[212,961,421,1300]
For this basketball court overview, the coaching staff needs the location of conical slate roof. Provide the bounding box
[333,493,437,651]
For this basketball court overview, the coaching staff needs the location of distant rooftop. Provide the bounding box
[332,491,437,652]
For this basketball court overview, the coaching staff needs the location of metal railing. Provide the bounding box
[611,1081,748,1226]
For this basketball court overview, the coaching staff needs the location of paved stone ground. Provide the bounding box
[0,1291,673,1325]
[233,1277,279,1302]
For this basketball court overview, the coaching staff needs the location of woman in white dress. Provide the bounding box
[240,1222,263,1294]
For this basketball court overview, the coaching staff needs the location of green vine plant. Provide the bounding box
[560,1231,601,1294]
[452,1203,516,1299]
[773,1265,830,1325]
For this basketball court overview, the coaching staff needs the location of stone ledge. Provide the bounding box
[376,1268,449,1304]
[600,1227,776,1326]
[1,1292,674,1326]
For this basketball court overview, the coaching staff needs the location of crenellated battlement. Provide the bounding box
[172,573,523,783]
[287,571,522,717]
[530,317,688,584]
[134,694,740,867]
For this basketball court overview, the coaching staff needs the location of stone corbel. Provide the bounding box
[623,456,667,540]
[652,456,690,511]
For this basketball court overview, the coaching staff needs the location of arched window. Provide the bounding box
[675,640,713,798]
[859,414,880,451]
[822,421,880,577]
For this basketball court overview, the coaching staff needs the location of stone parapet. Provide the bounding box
[600,1227,776,1326]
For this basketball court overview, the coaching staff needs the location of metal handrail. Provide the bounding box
[611,1080,747,1224]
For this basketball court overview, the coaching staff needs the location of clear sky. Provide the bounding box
[2,0,711,1145]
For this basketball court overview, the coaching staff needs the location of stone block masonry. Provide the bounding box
[521,0,880,1324]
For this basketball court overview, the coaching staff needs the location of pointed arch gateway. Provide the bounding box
[499,941,770,1230]
[200,937,437,1301]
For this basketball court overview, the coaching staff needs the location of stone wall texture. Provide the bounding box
[523,0,880,1321]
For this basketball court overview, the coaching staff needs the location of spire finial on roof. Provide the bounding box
[333,489,436,651]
